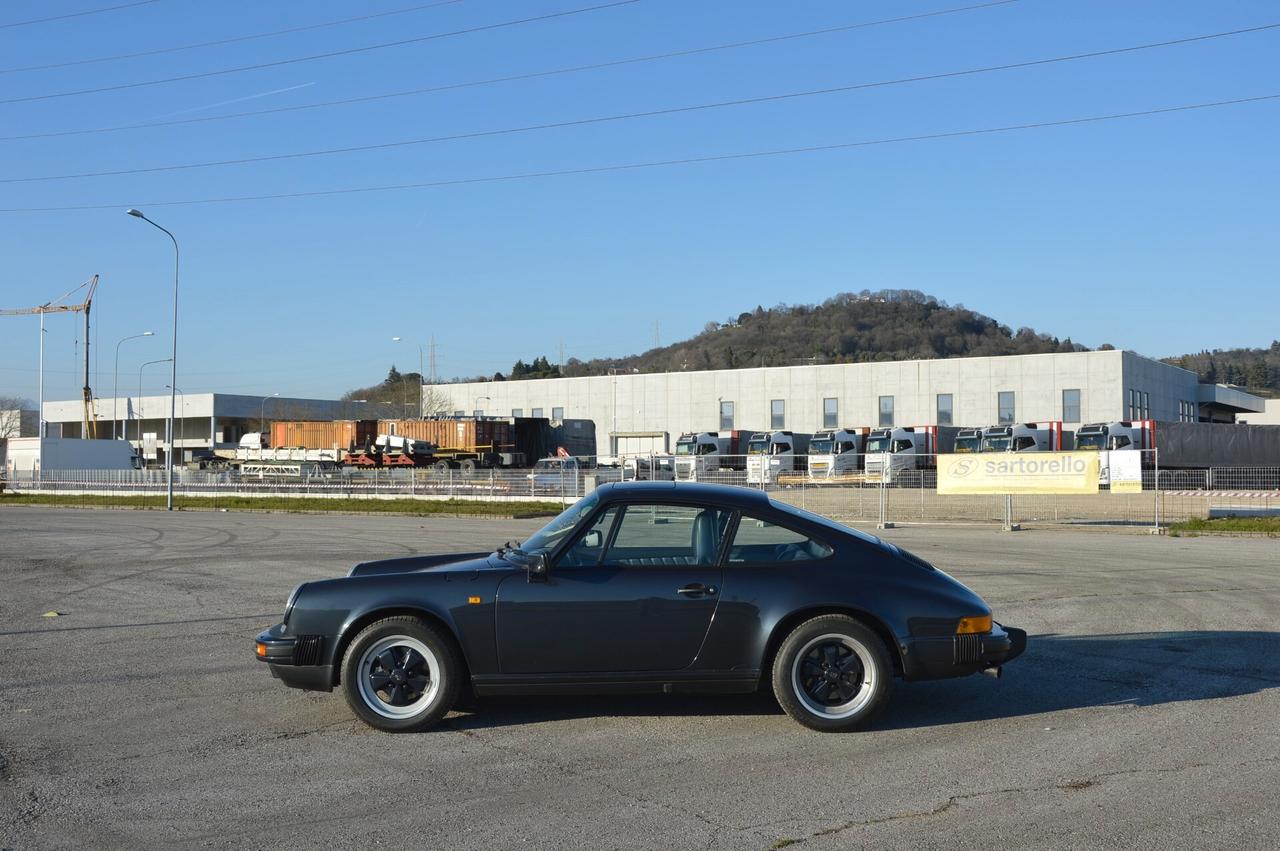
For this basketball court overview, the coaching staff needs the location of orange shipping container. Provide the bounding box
[380,419,513,452]
[271,420,377,450]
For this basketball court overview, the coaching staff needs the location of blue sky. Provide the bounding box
[1,0,1277,403]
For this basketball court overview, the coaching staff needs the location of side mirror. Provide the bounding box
[582,529,602,549]
[527,552,549,582]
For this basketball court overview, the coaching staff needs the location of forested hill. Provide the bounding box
[554,290,1088,377]
[1164,345,1279,398]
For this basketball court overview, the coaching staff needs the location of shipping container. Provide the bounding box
[380,418,514,453]
[271,420,377,450]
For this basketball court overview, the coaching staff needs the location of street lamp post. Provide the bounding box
[137,358,172,458]
[607,367,638,457]
[391,336,426,417]
[113,331,154,439]
[260,392,280,435]
[474,395,490,417]
[127,209,180,510]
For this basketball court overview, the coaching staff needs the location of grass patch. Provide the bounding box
[1168,516,1280,537]
[0,492,564,518]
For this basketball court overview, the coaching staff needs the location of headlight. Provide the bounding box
[283,583,306,624]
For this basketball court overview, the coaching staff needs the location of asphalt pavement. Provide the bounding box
[1,507,1277,850]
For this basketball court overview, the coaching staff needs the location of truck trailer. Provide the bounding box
[1077,420,1280,485]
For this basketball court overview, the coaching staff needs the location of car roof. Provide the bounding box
[595,481,771,509]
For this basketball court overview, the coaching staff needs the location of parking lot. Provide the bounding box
[1,507,1278,850]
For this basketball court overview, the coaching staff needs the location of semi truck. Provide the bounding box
[864,426,959,483]
[807,427,869,479]
[1076,420,1280,485]
[673,430,751,480]
[979,422,1065,453]
[746,431,811,485]
[954,428,984,453]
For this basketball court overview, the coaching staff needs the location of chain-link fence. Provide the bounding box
[4,451,1279,527]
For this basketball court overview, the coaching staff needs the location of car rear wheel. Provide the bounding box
[340,616,460,732]
[772,615,892,732]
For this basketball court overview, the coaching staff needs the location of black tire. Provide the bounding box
[772,614,892,732]
[340,616,461,733]
[459,459,477,476]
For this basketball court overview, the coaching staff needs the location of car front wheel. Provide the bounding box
[772,615,892,732]
[340,616,460,732]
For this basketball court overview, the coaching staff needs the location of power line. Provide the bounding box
[0,1,471,74]
[0,0,159,30]
[3,22,1274,185]
[0,0,641,106]
[3,93,1274,213]
[0,0,1019,143]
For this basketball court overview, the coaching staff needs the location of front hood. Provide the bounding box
[347,551,493,577]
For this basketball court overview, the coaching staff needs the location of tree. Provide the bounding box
[1,396,35,440]
[384,365,402,386]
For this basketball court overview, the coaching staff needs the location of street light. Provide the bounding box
[137,357,172,456]
[127,208,180,510]
[474,395,490,417]
[391,336,425,417]
[260,392,280,435]
[113,331,154,439]
[607,367,639,457]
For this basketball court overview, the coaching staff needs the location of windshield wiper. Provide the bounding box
[496,539,522,560]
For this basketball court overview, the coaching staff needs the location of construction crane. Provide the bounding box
[1,275,101,438]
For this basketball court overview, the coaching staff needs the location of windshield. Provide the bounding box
[866,437,891,452]
[955,436,980,453]
[675,441,695,455]
[810,439,834,453]
[1075,434,1105,450]
[747,439,768,454]
[520,493,599,553]
[982,437,1011,452]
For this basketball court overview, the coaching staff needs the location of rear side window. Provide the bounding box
[728,514,833,564]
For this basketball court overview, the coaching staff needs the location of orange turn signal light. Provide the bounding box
[956,615,992,635]
[467,596,482,605]
[256,642,268,657]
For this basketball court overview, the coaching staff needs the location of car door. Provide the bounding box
[495,502,730,674]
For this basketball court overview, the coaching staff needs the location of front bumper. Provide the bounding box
[254,624,333,692]
[899,622,1027,681]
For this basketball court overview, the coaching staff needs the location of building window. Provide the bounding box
[1141,392,1150,419]
[453,410,464,417]
[770,399,785,429]
[1062,389,1081,423]
[1128,389,1138,419]
[822,398,838,429]
[552,406,564,420]
[878,396,894,427]
[936,393,953,426]
[511,408,523,418]
[998,391,1015,424]
[719,400,734,430]
[531,407,544,418]
[473,409,484,417]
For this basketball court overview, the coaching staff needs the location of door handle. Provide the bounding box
[677,583,717,597]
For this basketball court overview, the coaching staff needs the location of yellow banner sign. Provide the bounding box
[938,452,1099,495]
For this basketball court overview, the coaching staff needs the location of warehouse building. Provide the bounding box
[40,394,383,464]
[425,350,1265,456]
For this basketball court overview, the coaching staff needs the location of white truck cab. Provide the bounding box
[1075,421,1150,485]
[746,431,811,485]
[954,428,984,454]
[980,422,1063,453]
[807,428,867,479]
[864,426,956,482]
[673,431,749,480]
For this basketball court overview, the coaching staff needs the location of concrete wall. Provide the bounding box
[426,350,1221,455]
[1242,399,1280,425]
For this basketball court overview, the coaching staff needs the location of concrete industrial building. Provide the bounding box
[425,350,1265,456]
[41,394,383,463]
[1242,398,1280,425]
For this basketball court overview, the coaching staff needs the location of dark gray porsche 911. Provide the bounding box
[255,482,1025,732]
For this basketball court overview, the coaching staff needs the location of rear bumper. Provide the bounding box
[900,622,1027,681]
[255,625,334,692]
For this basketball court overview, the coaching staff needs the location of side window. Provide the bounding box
[600,504,729,567]
[557,507,621,567]
[729,514,832,564]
